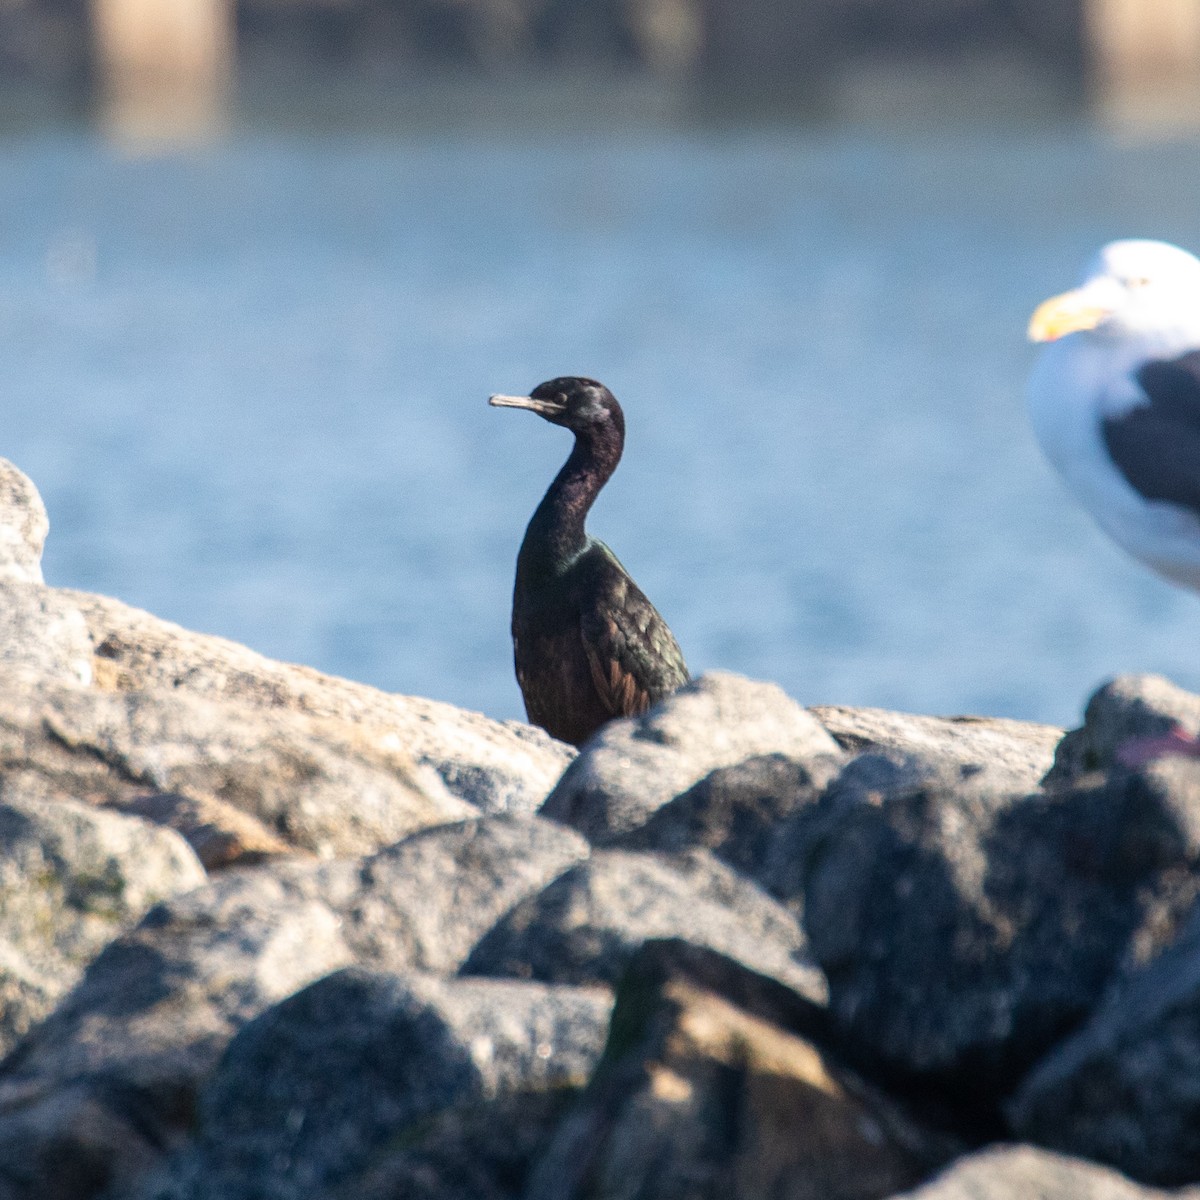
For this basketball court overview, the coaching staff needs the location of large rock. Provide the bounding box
[601,938,835,1047]
[0,788,205,1055]
[122,791,292,870]
[0,813,594,1199]
[0,458,49,585]
[464,847,826,1001]
[893,1145,1200,1199]
[1007,895,1200,1186]
[0,680,474,860]
[326,1089,575,1200]
[614,753,838,887]
[810,705,1062,794]
[526,941,949,1200]
[141,968,612,1200]
[0,580,93,687]
[791,750,1200,1098]
[70,588,573,814]
[540,672,841,844]
[0,869,355,1200]
[322,814,590,973]
[1046,675,1200,786]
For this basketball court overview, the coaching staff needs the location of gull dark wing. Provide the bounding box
[578,543,689,721]
[1103,351,1200,518]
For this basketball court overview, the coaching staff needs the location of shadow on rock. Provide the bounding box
[790,747,1200,1125]
[526,939,959,1200]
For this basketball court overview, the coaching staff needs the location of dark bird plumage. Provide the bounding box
[490,376,689,746]
[1103,351,1200,519]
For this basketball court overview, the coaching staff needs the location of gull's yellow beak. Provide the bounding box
[1027,287,1111,343]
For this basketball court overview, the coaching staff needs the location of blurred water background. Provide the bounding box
[4,31,1200,729]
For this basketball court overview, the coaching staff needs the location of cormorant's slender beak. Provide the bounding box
[489,394,567,417]
[1028,286,1112,343]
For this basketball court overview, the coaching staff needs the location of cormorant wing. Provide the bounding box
[1103,351,1200,519]
[578,545,689,721]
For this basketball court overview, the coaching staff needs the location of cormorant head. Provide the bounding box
[1028,239,1200,344]
[489,377,623,434]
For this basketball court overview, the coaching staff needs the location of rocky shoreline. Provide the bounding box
[4,453,1200,1198]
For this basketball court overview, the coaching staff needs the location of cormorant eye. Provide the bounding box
[556,393,568,406]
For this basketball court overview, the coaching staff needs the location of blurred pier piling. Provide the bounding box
[54,0,1200,135]
[1086,0,1200,85]
[89,0,233,144]
[1084,0,1200,123]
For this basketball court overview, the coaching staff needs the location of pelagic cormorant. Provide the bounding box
[490,376,689,746]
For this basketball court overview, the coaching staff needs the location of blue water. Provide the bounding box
[4,88,1200,729]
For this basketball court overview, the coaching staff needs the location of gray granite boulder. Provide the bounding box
[893,1146,1200,1199]
[0,868,355,1200]
[0,813,593,1199]
[810,704,1063,794]
[317,814,591,973]
[121,790,293,869]
[464,846,826,1001]
[791,749,1200,1097]
[0,579,93,686]
[1046,675,1200,786]
[0,457,48,584]
[614,752,838,887]
[140,968,612,1200]
[71,588,574,815]
[326,1089,576,1200]
[0,460,93,684]
[541,672,842,844]
[1007,895,1200,1185]
[526,941,950,1200]
[0,681,475,861]
[0,788,204,1055]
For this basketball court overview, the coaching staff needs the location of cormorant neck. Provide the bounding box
[518,420,623,580]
